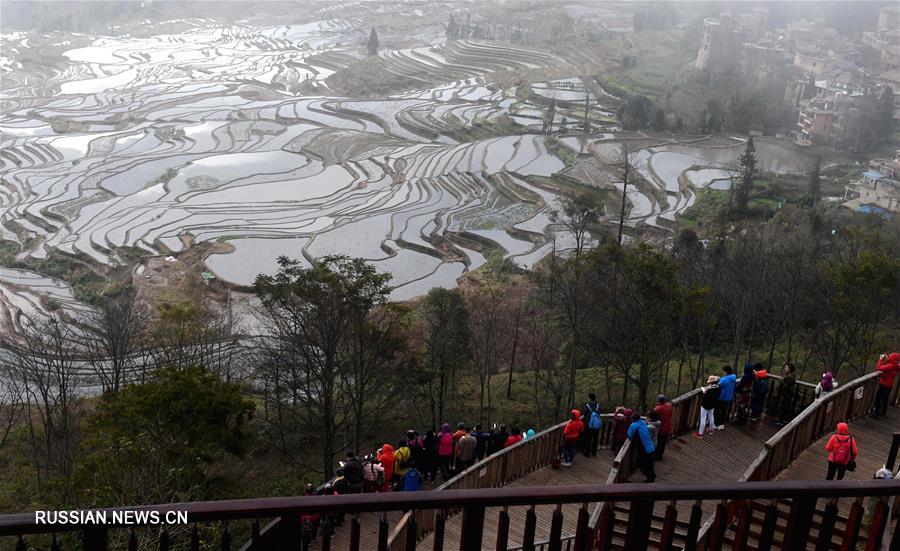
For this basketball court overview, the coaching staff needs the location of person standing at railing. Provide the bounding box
[693,375,720,439]
[457,428,477,472]
[716,365,737,430]
[562,410,584,467]
[736,363,755,425]
[626,413,656,482]
[342,451,364,494]
[825,422,858,480]
[654,395,673,460]
[363,453,385,492]
[378,443,395,491]
[749,366,769,422]
[394,438,412,490]
[421,430,439,483]
[815,372,837,400]
[505,425,524,448]
[874,352,900,418]
[777,362,798,426]
[612,406,633,453]
[581,393,602,457]
[472,424,491,461]
[489,424,509,456]
[437,424,455,480]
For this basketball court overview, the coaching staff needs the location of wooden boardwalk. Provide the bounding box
[776,407,898,482]
[310,420,782,550]
[418,453,614,550]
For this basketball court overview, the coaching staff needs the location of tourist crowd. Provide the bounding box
[298,352,898,545]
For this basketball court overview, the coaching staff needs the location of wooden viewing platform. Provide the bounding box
[1,372,897,551]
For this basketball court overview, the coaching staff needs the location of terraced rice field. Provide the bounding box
[0,13,593,318]
[0,8,815,329]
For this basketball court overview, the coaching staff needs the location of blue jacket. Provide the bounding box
[402,468,422,491]
[626,419,656,455]
[718,373,737,401]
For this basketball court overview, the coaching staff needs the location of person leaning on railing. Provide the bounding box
[874,352,899,418]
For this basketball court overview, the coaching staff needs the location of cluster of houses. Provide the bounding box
[694,6,900,150]
[844,153,900,214]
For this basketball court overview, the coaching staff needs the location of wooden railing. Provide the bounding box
[387,414,615,550]
[692,371,900,548]
[586,373,818,547]
[740,371,895,483]
[3,481,899,551]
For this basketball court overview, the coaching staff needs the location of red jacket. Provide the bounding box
[825,424,857,465]
[564,410,584,442]
[504,434,523,448]
[876,353,900,388]
[654,402,673,435]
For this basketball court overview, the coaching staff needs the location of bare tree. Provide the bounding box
[0,317,84,497]
[466,281,511,426]
[79,292,144,393]
[0,363,25,450]
[606,142,643,245]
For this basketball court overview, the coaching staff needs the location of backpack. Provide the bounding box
[832,435,854,464]
[586,403,602,430]
[368,462,385,487]
[396,447,411,469]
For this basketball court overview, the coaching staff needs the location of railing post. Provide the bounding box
[755,501,778,551]
[321,518,332,551]
[221,521,231,551]
[548,504,564,551]
[840,499,865,551]
[625,499,653,551]
[495,507,510,551]
[190,525,200,551]
[594,503,614,551]
[784,496,817,551]
[278,513,301,551]
[433,510,445,551]
[83,526,108,551]
[659,501,678,551]
[573,504,589,551]
[865,499,889,551]
[349,514,361,551]
[459,504,486,551]
[51,533,61,551]
[405,512,418,551]
[887,432,900,471]
[523,505,537,551]
[816,501,838,551]
[707,501,728,551]
[378,513,389,551]
[683,501,702,551]
[159,528,170,551]
[732,502,751,551]
[15,536,25,551]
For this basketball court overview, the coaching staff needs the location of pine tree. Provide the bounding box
[806,155,821,208]
[735,137,756,212]
[367,28,379,56]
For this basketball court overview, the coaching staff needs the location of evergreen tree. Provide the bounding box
[805,155,821,208]
[367,28,380,56]
[735,137,757,212]
[652,108,667,131]
[446,14,458,40]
